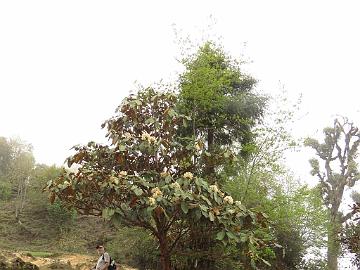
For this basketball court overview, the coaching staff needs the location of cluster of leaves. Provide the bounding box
[47,88,273,269]
[304,118,360,211]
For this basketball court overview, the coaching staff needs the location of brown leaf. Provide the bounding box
[163,107,170,115]
[154,206,165,218]
[73,152,85,163]
[116,154,124,164]
[129,196,138,208]
[49,193,56,204]
[234,225,241,232]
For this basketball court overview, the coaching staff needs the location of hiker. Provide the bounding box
[91,245,117,270]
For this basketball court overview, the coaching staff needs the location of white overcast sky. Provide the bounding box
[1,0,360,185]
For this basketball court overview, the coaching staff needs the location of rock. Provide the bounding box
[10,258,39,270]
[0,260,10,270]
[48,261,73,270]
[22,262,39,270]
[24,254,35,260]
[11,258,25,269]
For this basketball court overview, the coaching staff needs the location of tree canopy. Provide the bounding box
[47,88,272,270]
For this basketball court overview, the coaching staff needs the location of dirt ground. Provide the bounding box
[2,251,138,270]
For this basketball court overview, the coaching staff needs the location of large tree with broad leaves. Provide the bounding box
[47,88,272,270]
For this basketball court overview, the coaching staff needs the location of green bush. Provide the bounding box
[46,200,76,226]
[131,237,160,270]
[106,228,160,270]
[0,180,11,200]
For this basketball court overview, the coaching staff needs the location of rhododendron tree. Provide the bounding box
[47,88,271,270]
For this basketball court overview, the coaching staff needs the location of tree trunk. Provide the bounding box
[327,212,340,270]
[15,179,22,219]
[205,128,215,182]
[20,179,28,212]
[159,233,171,270]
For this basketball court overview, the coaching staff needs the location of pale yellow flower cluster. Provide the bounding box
[171,197,180,203]
[235,200,242,208]
[148,197,156,206]
[63,180,71,187]
[119,171,127,177]
[141,131,156,143]
[110,176,119,185]
[210,185,219,193]
[209,184,224,197]
[170,182,181,189]
[160,171,170,178]
[224,196,234,205]
[123,132,132,139]
[151,187,163,198]
[195,143,201,151]
[183,172,193,180]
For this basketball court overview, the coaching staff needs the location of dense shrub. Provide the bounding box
[46,200,76,226]
[0,179,11,200]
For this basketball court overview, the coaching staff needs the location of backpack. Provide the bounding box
[102,253,117,270]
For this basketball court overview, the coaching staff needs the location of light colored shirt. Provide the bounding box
[95,252,110,270]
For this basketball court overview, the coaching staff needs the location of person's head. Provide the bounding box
[96,245,105,255]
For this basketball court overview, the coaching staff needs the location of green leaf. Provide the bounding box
[145,117,155,125]
[261,258,271,267]
[226,231,236,240]
[164,176,172,183]
[239,233,248,242]
[216,230,226,241]
[209,211,215,221]
[201,195,212,206]
[199,204,208,212]
[194,209,202,221]
[194,178,201,186]
[214,193,222,204]
[102,208,115,220]
[168,108,177,117]
[181,201,189,214]
[133,187,143,196]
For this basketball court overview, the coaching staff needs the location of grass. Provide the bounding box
[25,251,55,258]
[0,197,138,268]
[0,199,109,254]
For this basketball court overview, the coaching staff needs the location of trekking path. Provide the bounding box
[1,250,138,270]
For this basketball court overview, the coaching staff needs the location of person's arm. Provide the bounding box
[101,253,110,270]
[101,262,109,270]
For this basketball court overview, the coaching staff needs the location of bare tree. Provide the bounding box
[305,118,360,270]
[11,153,34,220]
[7,139,35,221]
